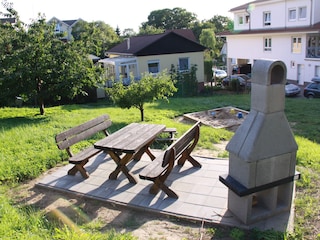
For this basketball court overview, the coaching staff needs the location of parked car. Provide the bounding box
[303,77,320,98]
[285,82,301,97]
[212,69,227,79]
[222,74,251,89]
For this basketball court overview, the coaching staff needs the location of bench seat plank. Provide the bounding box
[69,146,102,164]
[139,152,166,180]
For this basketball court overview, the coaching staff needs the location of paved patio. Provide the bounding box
[36,150,295,232]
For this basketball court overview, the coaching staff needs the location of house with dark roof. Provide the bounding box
[0,17,16,24]
[220,0,320,85]
[47,17,82,41]
[98,29,206,95]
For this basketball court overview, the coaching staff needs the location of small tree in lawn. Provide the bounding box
[106,71,177,121]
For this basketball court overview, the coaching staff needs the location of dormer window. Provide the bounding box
[298,6,307,20]
[264,12,271,26]
[239,16,244,25]
[245,15,250,24]
[288,9,296,21]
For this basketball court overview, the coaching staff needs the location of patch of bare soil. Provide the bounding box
[183,106,248,133]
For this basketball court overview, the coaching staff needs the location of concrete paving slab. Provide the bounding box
[36,150,295,232]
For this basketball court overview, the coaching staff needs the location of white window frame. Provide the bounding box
[245,15,250,24]
[264,37,272,51]
[238,16,244,25]
[298,6,307,20]
[178,57,190,73]
[288,8,296,21]
[263,12,271,26]
[147,60,160,75]
[292,37,302,54]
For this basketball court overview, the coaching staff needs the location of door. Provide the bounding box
[297,64,305,85]
[315,65,320,77]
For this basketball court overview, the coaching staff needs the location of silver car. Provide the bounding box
[285,82,301,97]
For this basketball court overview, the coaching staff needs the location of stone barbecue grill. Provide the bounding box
[220,59,300,224]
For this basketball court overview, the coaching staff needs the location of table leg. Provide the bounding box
[134,139,156,161]
[108,151,137,184]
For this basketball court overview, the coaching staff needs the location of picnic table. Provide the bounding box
[94,123,166,183]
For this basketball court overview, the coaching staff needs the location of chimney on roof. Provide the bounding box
[127,38,130,50]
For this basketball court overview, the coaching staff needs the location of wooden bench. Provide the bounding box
[139,121,202,198]
[55,114,112,179]
[156,127,177,142]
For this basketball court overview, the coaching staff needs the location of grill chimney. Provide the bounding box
[220,59,299,225]
[127,38,130,50]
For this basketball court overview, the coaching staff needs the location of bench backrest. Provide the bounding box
[162,121,201,167]
[55,114,112,150]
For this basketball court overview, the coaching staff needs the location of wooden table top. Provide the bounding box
[94,123,166,154]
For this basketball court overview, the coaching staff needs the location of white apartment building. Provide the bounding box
[222,0,320,85]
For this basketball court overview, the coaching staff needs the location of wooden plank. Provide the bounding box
[55,114,110,142]
[69,146,102,164]
[94,123,166,153]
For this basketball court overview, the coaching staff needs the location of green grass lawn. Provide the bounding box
[0,94,319,239]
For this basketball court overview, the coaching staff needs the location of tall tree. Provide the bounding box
[141,8,197,30]
[106,72,177,121]
[122,28,136,38]
[138,25,164,36]
[208,15,233,33]
[0,4,103,115]
[72,20,120,58]
[199,29,216,53]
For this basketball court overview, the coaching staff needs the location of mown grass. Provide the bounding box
[0,94,319,239]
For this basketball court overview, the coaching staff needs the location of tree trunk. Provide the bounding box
[139,105,144,122]
[37,78,45,115]
[39,99,45,115]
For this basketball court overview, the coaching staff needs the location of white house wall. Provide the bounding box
[228,0,320,84]
[137,52,205,83]
[235,0,313,30]
[227,32,320,83]
[314,0,320,24]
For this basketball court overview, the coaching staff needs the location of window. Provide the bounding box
[288,9,296,21]
[306,34,320,58]
[292,37,302,53]
[178,58,190,72]
[298,7,307,19]
[264,38,272,51]
[264,12,271,26]
[55,23,61,32]
[148,60,159,74]
[238,16,244,25]
[245,15,250,24]
[238,15,249,25]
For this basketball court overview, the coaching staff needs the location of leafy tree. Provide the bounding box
[170,64,198,97]
[199,29,216,53]
[207,15,233,33]
[190,20,216,40]
[72,20,120,58]
[0,4,103,115]
[115,26,121,37]
[141,8,197,30]
[138,25,164,36]
[122,28,136,38]
[106,71,177,121]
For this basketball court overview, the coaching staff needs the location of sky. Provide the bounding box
[2,0,249,32]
